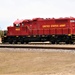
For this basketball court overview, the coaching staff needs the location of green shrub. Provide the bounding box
[0,30,4,37]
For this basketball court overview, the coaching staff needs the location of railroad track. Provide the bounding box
[0,44,75,49]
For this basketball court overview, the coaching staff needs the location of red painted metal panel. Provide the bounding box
[38,29,44,35]
[43,29,49,35]
[32,29,38,35]
[7,17,75,36]
[50,29,56,35]
[56,29,62,35]
[63,28,69,34]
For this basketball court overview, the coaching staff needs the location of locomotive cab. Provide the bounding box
[13,19,24,27]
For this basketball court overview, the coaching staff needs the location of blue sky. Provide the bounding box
[0,0,75,30]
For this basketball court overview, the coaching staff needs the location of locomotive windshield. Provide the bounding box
[15,24,20,27]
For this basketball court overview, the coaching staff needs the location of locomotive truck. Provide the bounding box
[2,17,75,44]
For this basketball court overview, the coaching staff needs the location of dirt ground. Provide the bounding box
[0,49,75,75]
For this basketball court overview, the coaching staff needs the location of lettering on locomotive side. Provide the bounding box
[42,25,50,28]
[59,24,66,27]
[15,28,20,31]
[42,24,66,28]
[51,25,58,27]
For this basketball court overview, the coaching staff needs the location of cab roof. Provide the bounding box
[13,19,24,24]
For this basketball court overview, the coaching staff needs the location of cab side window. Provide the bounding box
[22,23,24,26]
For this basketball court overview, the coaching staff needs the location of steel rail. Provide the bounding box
[0,44,75,49]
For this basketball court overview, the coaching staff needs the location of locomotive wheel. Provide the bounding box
[9,40,13,44]
[14,40,17,44]
[56,40,59,44]
[56,41,59,44]
[21,41,24,44]
[65,41,69,44]
[9,41,12,44]
[69,41,73,44]
[26,42,29,44]
[51,41,55,44]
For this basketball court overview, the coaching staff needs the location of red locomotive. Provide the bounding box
[2,17,75,44]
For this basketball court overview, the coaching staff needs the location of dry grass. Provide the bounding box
[0,38,1,43]
[0,49,75,75]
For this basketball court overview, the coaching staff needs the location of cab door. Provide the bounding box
[70,20,75,34]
